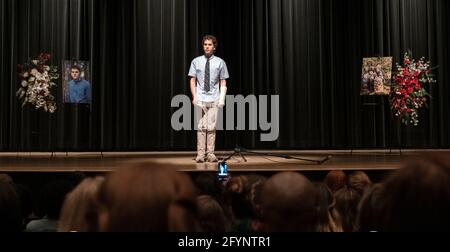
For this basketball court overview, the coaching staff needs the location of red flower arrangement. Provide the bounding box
[389,52,436,126]
[16,53,59,113]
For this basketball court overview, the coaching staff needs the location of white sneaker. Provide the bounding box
[206,153,218,162]
[195,155,205,163]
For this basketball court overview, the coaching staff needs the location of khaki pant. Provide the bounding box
[196,101,218,157]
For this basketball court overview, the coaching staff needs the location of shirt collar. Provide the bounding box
[204,54,214,60]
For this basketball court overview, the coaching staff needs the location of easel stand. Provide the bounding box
[352,95,402,155]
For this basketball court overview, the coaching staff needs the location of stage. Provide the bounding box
[1,149,448,173]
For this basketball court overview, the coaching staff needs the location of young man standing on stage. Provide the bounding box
[188,35,229,163]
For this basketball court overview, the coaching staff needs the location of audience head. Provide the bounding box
[334,186,361,232]
[58,176,105,232]
[194,173,223,200]
[348,171,372,196]
[376,153,450,231]
[196,195,228,232]
[357,183,383,232]
[0,173,13,184]
[96,163,198,232]
[247,175,267,218]
[314,182,342,232]
[224,175,254,220]
[324,170,347,194]
[261,172,317,232]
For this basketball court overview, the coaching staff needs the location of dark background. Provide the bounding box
[1,0,449,151]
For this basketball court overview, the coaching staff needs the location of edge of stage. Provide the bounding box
[1,149,449,173]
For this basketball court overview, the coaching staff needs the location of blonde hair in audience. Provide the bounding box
[96,163,199,232]
[58,176,105,232]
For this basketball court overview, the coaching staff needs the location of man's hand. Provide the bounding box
[193,98,205,108]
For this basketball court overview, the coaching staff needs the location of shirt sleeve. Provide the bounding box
[220,61,229,80]
[188,60,196,77]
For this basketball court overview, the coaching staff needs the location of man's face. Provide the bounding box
[203,39,215,56]
[71,69,80,80]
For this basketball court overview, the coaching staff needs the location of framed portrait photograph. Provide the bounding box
[360,57,393,96]
[62,60,91,104]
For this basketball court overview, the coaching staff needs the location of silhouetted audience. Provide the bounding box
[4,152,450,232]
[14,183,34,230]
[223,175,254,231]
[26,179,73,232]
[223,174,266,232]
[0,181,22,232]
[65,171,87,188]
[0,173,13,184]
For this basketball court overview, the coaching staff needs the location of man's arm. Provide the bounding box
[217,60,229,107]
[190,77,197,105]
[218,79,227,108]
[220,79,227,88]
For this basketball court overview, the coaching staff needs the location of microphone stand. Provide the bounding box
[221,146,332,165]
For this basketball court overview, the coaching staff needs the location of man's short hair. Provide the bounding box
[202,35,218,48]
[71,65,81,72]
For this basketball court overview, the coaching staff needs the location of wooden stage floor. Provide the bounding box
[1,149,448,173]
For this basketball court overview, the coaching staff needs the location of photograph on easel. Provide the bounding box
[360,57,392,95]
[62,60,92,104]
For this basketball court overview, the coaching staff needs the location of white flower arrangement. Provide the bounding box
[16,53,59,113]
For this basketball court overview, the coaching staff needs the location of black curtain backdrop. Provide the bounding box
[1,0,449,151]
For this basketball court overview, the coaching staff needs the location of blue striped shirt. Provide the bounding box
[188,55,229,102]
